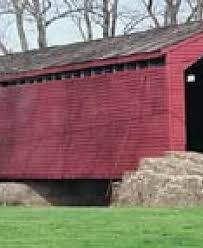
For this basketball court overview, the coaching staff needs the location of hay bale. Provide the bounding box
[114,152,203,207]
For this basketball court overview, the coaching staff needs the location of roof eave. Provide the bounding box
[0,49,164,82]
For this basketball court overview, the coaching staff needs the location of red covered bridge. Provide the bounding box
[0,21,203,185]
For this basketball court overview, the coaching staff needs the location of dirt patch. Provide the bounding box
[113,152,203,207]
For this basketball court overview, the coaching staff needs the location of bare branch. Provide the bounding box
[0,39,9,55]
[142,0,160,27]
[45,8,84,26]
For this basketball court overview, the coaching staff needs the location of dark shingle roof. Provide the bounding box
[0,21,203,74]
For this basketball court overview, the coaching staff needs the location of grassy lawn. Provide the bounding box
[0,207,202,248]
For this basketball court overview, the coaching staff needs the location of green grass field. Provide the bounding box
[0,207,203,248]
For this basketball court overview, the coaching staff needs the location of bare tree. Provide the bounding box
[142,0,161,27]
[142,0,185,27]
[0,22,9,55]
[63,0,94,41]
[102,0,110,37]
[0,0,28,51]
[164,0,182,25]
[25,0,89,48]
[102,0,119,37]
[186,0,203,22]
[84,0,93,40]
[0,39,9,55]
[63,0,119,39]
[12,0,28,51]
[25,0,50,48]
[195,0,203,20]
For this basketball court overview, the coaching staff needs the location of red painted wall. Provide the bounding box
[0,67,169,179]
[166,33,203,151]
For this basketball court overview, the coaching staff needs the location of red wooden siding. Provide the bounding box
[166,33,203,151]
[0,67,168,179]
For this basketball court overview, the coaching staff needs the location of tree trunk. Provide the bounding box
[0,40,9,55]
[37,16,47,48]
[171,6,177,24]
[15,12,28,51]
[111,0,119,37]
[171,0,181,25]
[143,0,160,28]
[103,0,110,38]
[196,0,203,20]
[84,0,93,41]
[164,0,181,26]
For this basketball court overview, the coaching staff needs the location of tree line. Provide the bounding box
[0,0,202,54]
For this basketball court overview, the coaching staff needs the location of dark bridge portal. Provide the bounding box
[185,58,203,152]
